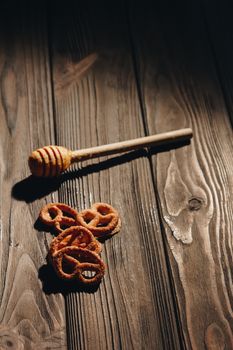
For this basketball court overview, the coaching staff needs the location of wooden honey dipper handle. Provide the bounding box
[28,128,193,177]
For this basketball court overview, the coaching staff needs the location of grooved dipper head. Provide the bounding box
[28,146,72,177]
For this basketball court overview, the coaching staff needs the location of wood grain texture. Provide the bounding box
[0,4,66,349]
[129,0,233,349]
[50,1,184,349]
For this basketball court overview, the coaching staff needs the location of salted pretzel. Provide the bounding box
[52,247,106,285]
[76,202,121,238]
[49,226,102,257]
[39,203,79,233]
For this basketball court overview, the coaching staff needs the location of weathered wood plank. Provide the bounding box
[129,1,233,349]
[0,4,66,349]
[50,1,184,349]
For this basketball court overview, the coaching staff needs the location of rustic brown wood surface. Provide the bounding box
[0,3,66,350]
[129,0,233,349]
[50,2,183,349]
[0,1,232,349]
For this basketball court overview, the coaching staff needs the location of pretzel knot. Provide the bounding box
[76,203,121,238]
[49,226,102,257]
[39,203,79,233]
[52,247,106,285]
[39,202,121,285]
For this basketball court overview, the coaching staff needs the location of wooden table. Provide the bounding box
[0,1,232,349]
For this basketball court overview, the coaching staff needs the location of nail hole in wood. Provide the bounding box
[188,197,203,211]
[6,340,13,347]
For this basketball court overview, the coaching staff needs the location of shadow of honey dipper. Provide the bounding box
[28,128,193,178]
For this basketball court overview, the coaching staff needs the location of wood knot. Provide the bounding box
[0,327,24,349]
[205,323,225,350]
[1,63,18,135]
[188,197,203,211]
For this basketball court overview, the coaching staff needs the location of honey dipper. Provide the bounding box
[28,128,193,177]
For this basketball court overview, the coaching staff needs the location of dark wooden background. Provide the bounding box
[0,0,232,349]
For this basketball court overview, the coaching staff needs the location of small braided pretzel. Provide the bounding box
[76,202,121,238]
[39,203,79,233]
[49,226,102,257]
[52,247,106,285]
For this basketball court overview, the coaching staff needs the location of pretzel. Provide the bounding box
[49,226,102,257]
[40,202,121,238]
[39,203,79,233]
[76,202,121,238]
[52,247,106,285]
